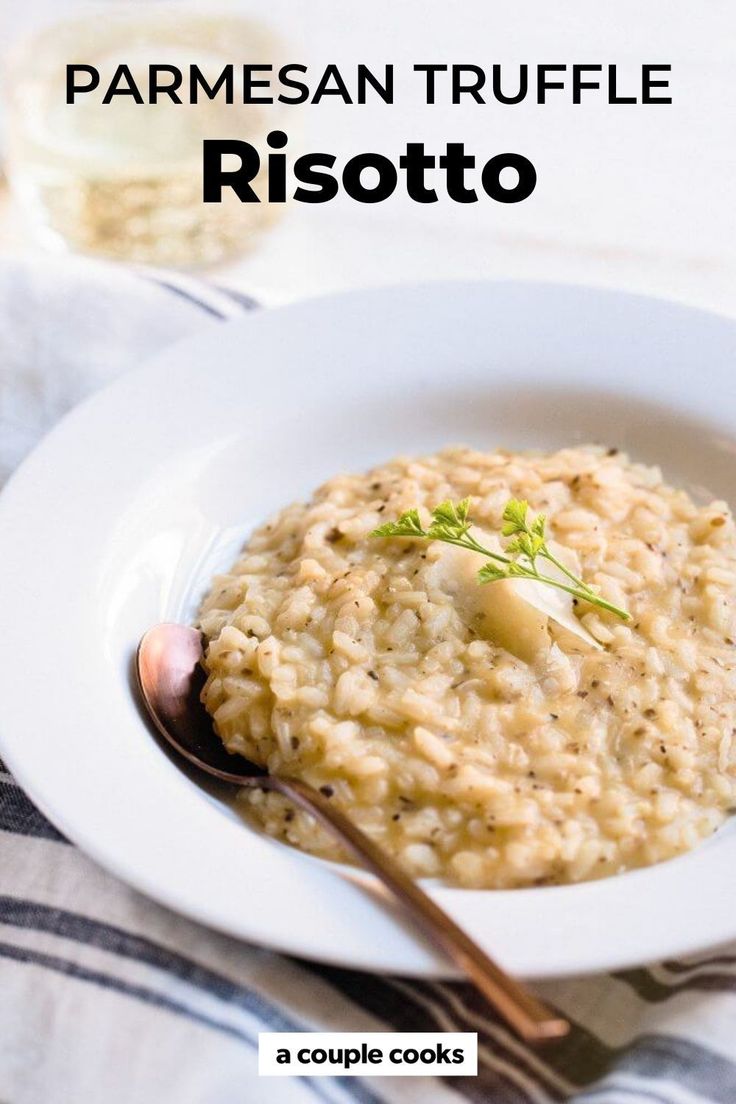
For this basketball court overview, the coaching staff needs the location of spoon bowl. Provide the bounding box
[137,623,262,782]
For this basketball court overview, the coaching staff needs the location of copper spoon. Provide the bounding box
[136,623,568,1042]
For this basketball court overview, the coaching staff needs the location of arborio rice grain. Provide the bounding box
[198,446,736,888]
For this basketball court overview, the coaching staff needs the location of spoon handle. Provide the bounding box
[255,774,568,1042]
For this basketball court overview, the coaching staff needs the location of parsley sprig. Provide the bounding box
[372,497,630,621]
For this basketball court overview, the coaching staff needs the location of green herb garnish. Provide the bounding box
[372,497,630,621]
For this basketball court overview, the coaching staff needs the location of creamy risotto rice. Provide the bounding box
[198,446,736,888]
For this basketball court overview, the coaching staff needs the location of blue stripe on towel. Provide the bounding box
[0,937,381,1104]
[0,779,67,842]
[0,937,257,1043]
[146,277,231,319]
[0,896,307,1030]
[0,897,384,1104]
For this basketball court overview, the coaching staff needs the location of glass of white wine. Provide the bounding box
[2,4,283,266]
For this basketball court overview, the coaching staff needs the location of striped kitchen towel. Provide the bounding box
[0,254,734,1104]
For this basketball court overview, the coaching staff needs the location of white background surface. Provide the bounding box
[0,0,734,313]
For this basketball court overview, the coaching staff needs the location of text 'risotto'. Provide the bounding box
[198,447,736,888]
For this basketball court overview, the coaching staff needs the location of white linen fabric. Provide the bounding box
[0,255,733,1104]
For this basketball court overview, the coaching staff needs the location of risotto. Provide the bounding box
[198,446,736,888]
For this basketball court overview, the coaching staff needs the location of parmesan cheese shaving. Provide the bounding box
[430,528,601,661]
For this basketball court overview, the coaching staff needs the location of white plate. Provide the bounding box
[1,281,736,980]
